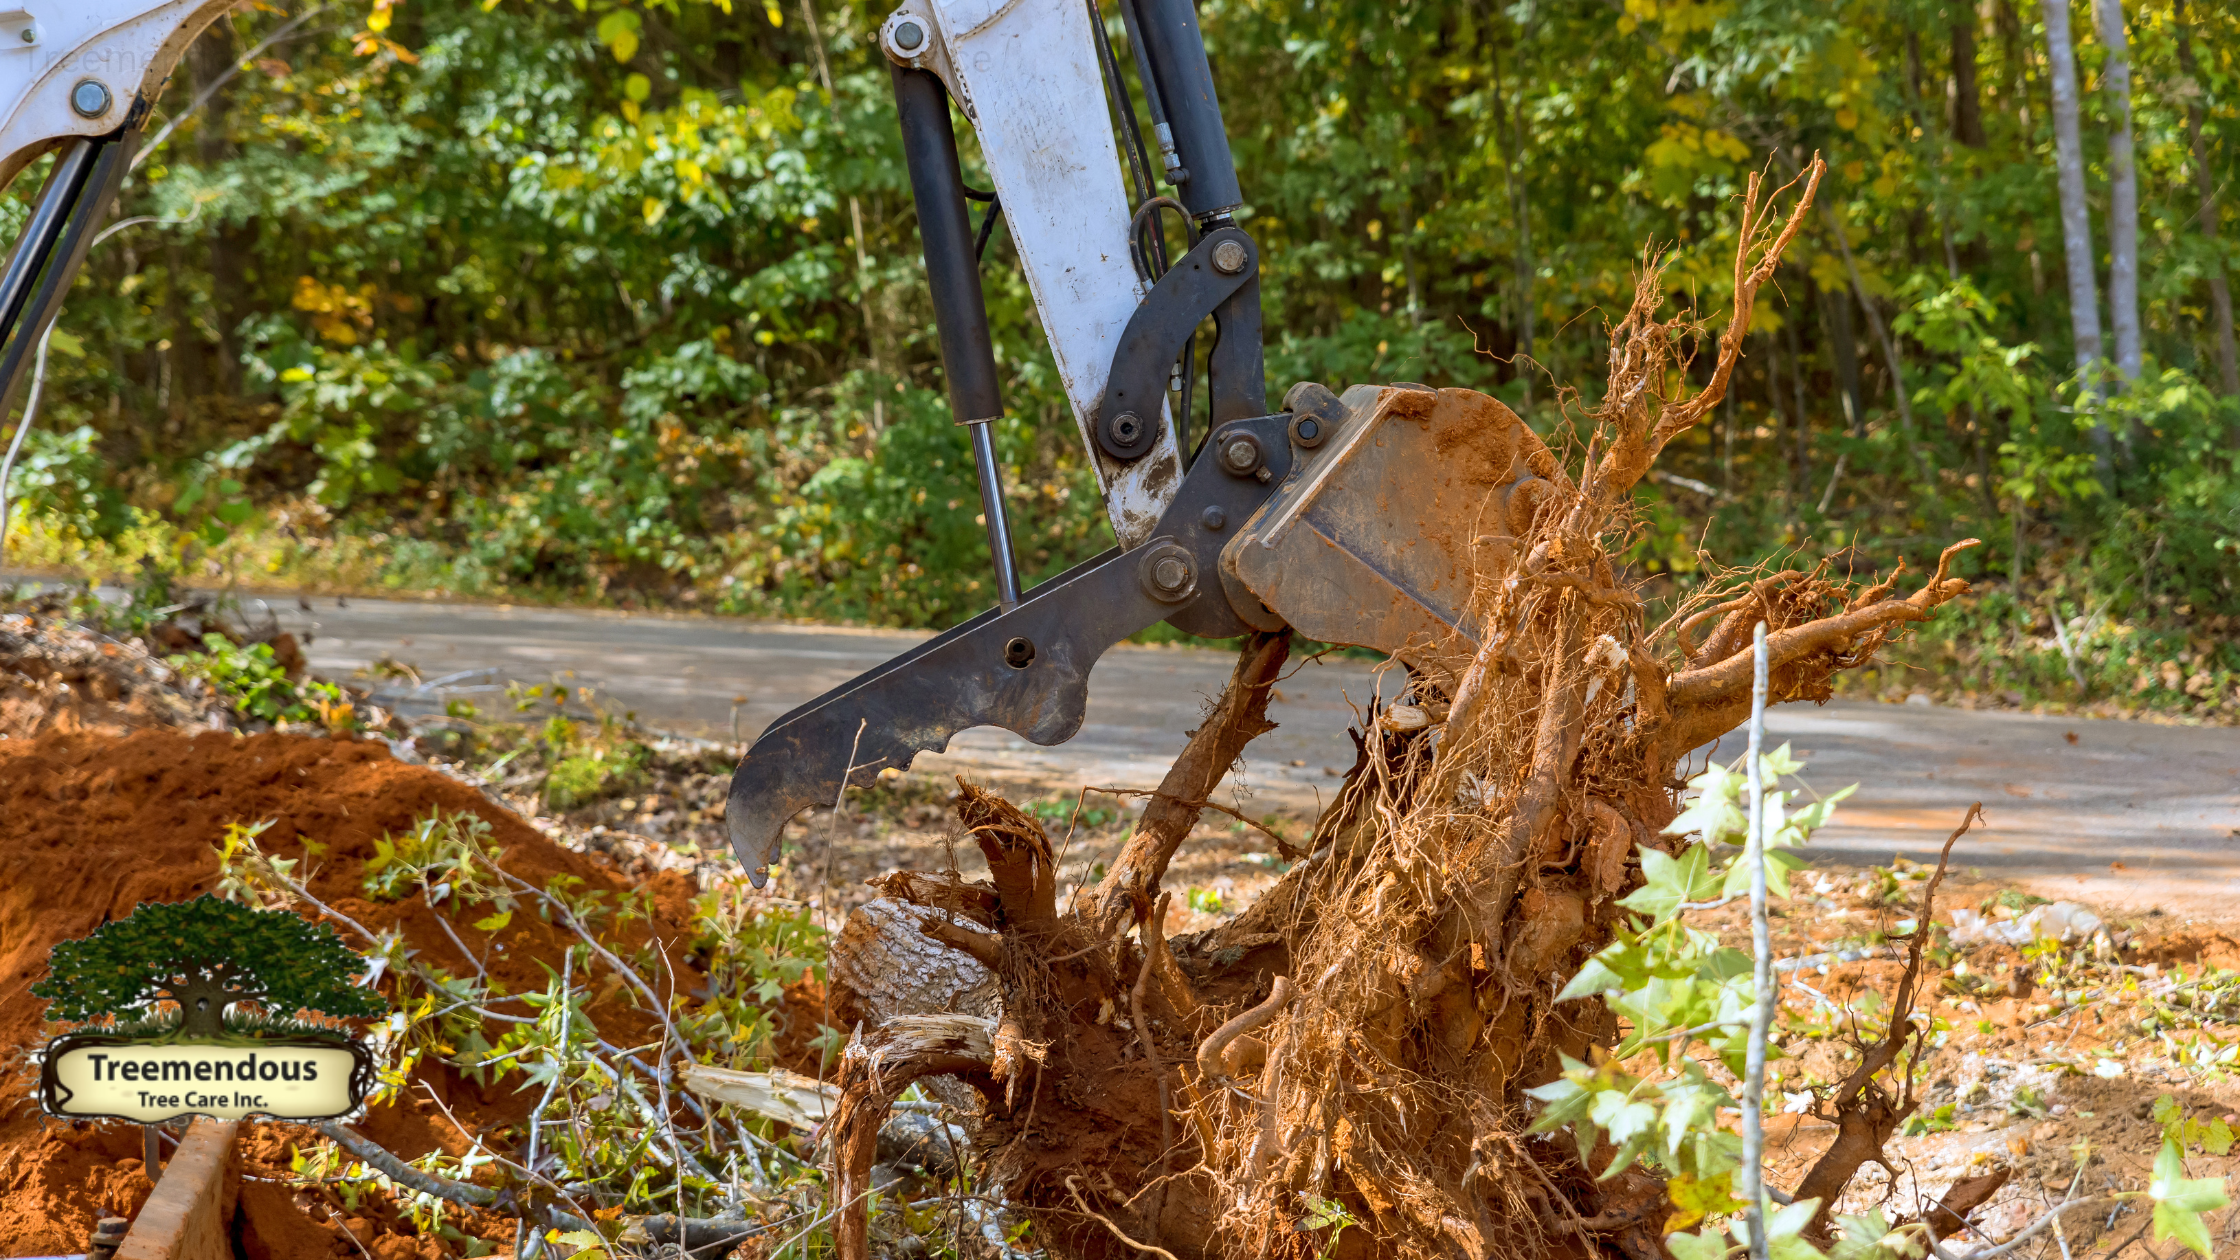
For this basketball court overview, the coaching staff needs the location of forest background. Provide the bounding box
[0,0,2234,719]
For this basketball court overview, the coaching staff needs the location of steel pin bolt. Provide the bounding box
[1210,239,1248,275]
[893,19,925,51]
[1222,436,1259,474]
[70,80,111,119]
[1151,556,1190,593]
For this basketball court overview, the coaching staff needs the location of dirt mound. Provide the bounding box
[0,729,699,1256]
[0,610,227,740]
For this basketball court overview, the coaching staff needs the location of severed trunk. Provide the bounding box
[820,164,1978,1260]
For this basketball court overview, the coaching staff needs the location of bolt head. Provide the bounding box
[1210,239,1248,275]
[1296,417,1320,441]
[1199,504,1227,531]
[1222,437,1259,472]
[1152,556,1190,592]
[19,27,34,44]
[893,19,925,51]
[1111,411,1143,444]
[70,79,110,119]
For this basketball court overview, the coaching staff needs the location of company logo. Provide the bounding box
[33,894,384,1124]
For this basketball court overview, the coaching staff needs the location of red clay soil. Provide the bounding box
[0,729,705,1257]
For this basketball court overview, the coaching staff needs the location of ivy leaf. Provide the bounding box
[551,1229,607,1258]
[1557,954,1626,1004]
[1665,1227,1732,1260]
[1665,763,1745,843]
[1621,845,1720,919]
[1829,1210,1907,1260]
[1759,742,1805,778]
[2150,1139,2228,1257]
[1665,1171,1745,1231]
[2202,1117,2234,1158]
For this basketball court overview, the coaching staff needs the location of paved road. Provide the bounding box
[248,595,2240,896]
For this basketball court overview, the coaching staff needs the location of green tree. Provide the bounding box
[32,895,386,1039]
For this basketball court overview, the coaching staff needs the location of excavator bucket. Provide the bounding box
[1223,383,1557,682]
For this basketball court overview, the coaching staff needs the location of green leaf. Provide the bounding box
[1557,955,1625,1003]
[473,908,513,933]
[1759,742,1804,777]
[1665,1227,1732,1260]
[1760,1197,1821,1243]
[1665,1171,1744,1231]
[551,1229,607,1257]
[2202,1117,2234,1158]
[1621,844,1720,919]
[2151,1139,2229,1215]
[2154,1201,2215,1259]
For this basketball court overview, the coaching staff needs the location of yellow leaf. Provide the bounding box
[642,197,667,226]
[764,2,783,25]
[1835,106,1859,131]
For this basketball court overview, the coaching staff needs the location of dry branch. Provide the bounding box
[1082,630,1291,937]
[1789,804,1983,1237]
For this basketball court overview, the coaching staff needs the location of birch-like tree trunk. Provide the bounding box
[2039,0,2102,375]
[2095,0,2141,383]
[2174,0,2239,397]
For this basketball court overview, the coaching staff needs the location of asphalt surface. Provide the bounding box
[134,593,2240,897]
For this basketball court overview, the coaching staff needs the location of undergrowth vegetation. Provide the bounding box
[0,0,2229,722]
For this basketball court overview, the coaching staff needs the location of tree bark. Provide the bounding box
[1951,5,1985,148]
[1822,281,1865,437]
[1787,278,1812,504]
[2174,0,2239,397]
[2039,0,2105,376]
[2095,0,2141,384]
[187,19,246,398]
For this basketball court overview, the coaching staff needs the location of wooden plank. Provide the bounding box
[115,1119,239,1260]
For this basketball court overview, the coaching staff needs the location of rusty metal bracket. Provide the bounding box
[1095,225,1262,461]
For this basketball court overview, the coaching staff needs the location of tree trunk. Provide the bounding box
[2174,0,2239,397]
[1492,45,1536,408]
[2095,0,2141,384]
[1951,5,1985,148]
[188,19,246,398]
[1788,279,1812,505]
[169,976,239,1040]
[1822,282,1865,437]
[2039,0,2103,381]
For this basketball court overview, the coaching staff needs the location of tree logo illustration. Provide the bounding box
[34,894,386,1038]
[34,895,385,1124]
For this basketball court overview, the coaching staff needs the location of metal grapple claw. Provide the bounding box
[725,413,1295,886]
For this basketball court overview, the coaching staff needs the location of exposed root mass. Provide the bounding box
[818,158,1985,1260]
